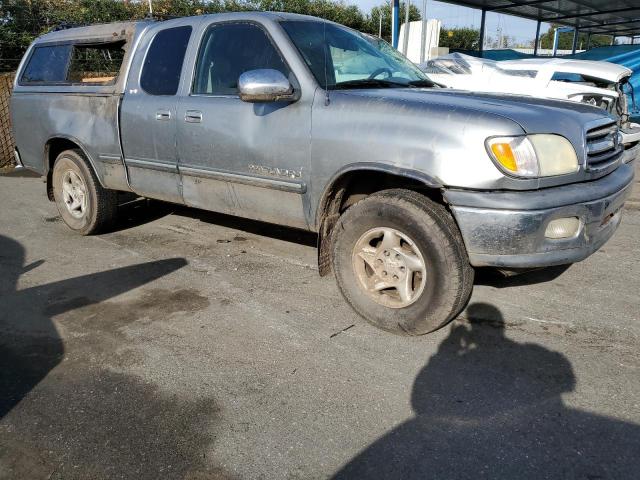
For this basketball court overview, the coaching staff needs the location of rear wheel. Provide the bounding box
[332,189,474,335]
[52,149,117,235]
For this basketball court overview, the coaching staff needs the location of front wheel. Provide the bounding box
[331,189,474,335]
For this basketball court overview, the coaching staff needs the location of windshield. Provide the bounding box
[424,58,474,75]
[280,20,432,89]
[423,54,539,79]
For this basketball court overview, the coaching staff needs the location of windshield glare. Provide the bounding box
[280,20,430,89]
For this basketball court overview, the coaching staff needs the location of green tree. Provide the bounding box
[366,2,421,43]
[257,0,368,29]
[439,27,479,50]
[539,24,615,51]
[0,0,149,70]
[0,0,377,71]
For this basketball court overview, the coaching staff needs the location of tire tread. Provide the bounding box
[332,188,474,335]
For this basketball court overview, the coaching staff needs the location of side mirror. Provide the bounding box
[238,69,296,103]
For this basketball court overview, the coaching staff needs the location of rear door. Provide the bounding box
[120,22,194,203]
[175,20,312,229]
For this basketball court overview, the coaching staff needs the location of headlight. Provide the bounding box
[487,134,579,178]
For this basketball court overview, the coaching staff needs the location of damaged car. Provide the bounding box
[422,53,640,163]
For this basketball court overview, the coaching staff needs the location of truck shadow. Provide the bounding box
[177,205,318,247]
[110,198,576,285]
[110,195,174,231]
[333,303,640,480]
[473,264,572,287]
[111,197,318,247]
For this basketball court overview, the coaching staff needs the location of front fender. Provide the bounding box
[314,162,442,228]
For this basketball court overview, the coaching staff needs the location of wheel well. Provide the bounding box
[44,138,83,201]
[316,169,444,276]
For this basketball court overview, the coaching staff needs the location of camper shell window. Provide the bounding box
[20,45,72,84]
[67,41,126,85]
[20,40,126,86]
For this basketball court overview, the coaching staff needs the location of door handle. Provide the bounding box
[185,110,203,123]
[155,110,172,121]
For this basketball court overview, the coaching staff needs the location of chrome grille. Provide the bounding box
[585,121,622,173]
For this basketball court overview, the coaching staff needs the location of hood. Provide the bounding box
[499,58,632,83]
[339,87,613,138]
[423,53,632,83]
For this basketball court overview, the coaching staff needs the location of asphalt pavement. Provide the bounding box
[1,168,639,479]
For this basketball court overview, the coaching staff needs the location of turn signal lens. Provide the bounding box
[490,143,517,171]
[487,136,539,177]
[545,217,581,239]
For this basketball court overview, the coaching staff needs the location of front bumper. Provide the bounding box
[444,164,635,268]
[621,123,640,164]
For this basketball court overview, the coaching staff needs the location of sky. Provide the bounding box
[349,0,637,46]
[349,0,553,46]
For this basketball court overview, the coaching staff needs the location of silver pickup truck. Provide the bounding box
[11,12,635,335]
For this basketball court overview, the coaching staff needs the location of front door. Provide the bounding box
[120,24,193,203]
[176,21,311,229]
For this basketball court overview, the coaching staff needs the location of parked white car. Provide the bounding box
[421,53,640,163]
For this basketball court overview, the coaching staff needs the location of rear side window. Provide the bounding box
[67,41,126,85]
[141,26,192,95]
[21,45,71,84]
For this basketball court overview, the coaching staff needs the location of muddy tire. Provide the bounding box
[52,149,118,235]
[332,189,474,335]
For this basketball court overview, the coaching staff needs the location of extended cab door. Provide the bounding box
[176,20,312,229]
[120,22,194,203]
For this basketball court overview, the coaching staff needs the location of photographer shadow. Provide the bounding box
[0,234,186,418]
[334,303,640,479]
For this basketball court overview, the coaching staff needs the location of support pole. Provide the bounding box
[403,0,411,55]
[479,9,486,55]
[572,28,579,54]
[533,19,541,56]
[420,0,427,63]
[552,27,559,56]
[611,35,616,46]
[586,32,592,50]
[379,13,382,38]
[392,0,400,48]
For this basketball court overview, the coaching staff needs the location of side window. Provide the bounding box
[551,72,584,83]
[140,26,192,96]
[193,23,289,95]
[21,45,72,84]
[67,41,126,85]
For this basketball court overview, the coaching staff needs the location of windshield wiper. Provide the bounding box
[331,79,408,90]
[406,79,438,88]
[332,78,438,90]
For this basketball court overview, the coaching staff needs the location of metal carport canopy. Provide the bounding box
[435,1,640,37]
